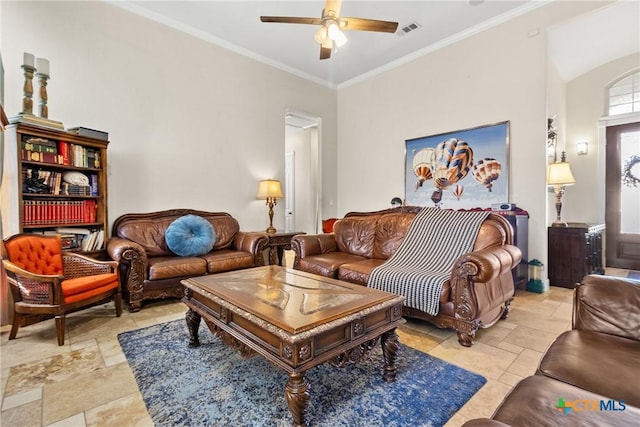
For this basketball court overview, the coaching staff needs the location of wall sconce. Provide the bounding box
[577,141,588,155]
[256,179,284,234]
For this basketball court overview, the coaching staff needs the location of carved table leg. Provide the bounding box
[381,328,400,382]
[186,309,202,348]
[285,372,310,427]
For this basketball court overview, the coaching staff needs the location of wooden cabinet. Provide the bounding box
[548,223,605,288]
[1,123,109,255]
[495,211,529,290]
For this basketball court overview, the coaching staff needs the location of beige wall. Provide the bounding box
[0,1,338,234]
[563,53,640,224]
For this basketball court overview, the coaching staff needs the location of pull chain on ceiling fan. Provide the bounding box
[260,0,398,60]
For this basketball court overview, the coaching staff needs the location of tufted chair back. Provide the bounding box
[3,234,64,275]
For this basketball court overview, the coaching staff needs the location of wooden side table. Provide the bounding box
[263,231,305,266]
[548,223,605,288]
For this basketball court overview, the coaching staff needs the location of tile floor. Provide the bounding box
[0,267,627,427]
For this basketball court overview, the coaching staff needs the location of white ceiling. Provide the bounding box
[547,1,640,82]
[112,1,639,88]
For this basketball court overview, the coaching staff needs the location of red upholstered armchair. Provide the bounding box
[1,234,122,346]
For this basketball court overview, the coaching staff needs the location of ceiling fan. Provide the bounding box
[260,0,399,60]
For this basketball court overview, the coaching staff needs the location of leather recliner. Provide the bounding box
[463,274,640,426]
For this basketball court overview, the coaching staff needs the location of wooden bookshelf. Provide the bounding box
[1,122,109,254]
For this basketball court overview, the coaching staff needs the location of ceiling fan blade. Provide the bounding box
[340,17,398,33]
[260,16,322,25]
[320,38,332,60]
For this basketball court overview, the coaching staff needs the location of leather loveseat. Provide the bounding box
[463,274,640,426]
[107,209,268,311]
[291,206,521,346]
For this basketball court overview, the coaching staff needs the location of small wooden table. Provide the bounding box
[182,266,405,427]
[260,231,305,266]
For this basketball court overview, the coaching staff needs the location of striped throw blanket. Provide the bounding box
[367,207,490,316]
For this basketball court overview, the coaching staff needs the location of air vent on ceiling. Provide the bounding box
[397,21,421,36]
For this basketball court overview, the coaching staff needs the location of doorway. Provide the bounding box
[605,121,640,269]
[284,111,321,235]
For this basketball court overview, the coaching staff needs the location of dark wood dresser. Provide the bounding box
[548,223,605,288]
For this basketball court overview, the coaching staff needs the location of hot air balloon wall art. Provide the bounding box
[404,121,510,209]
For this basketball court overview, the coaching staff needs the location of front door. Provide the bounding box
[605,122,640,269]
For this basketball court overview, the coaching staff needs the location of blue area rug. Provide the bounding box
[118,320,486,427]
[628,270,640,280]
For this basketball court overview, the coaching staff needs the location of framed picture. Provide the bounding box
[404,121,510,209]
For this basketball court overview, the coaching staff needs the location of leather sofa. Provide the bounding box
[107,209,268,311]
[291,206,522,346]
[464,274,640,426]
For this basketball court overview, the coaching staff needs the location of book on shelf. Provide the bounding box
[53,172,62,195]
[22,135,57,147]
[28,227,102,251]
[94,229,105,250]
[22,136,58,153]
[89,174,98,196]
[58,141,70,165]
[61,182,92,196]
[73,144,83,167]
[86,149,99,169]
[56,227,92,235]
[59,234,81,250]
[22,140,57,154]
[61,144,101,168]
[67,127,109,141]
[22,199,97,225]
[81,229,104,251]
[21,149,64,165]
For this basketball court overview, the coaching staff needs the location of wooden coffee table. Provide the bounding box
[182,265,405,427]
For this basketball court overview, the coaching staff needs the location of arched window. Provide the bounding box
[608,70,640,115]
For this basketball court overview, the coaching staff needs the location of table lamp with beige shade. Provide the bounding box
[547,152,576,227]
[257,179,284,233]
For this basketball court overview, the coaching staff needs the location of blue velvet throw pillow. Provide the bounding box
[165,215,216,257]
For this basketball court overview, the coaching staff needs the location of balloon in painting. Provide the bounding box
[472,158,502,192]
[432,138,474,190]
[412,147,437,190]
[453,184,464,200]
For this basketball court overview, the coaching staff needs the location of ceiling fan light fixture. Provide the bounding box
[327,21,347,46]
[334,30,347,47]
[314,26,328,43]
